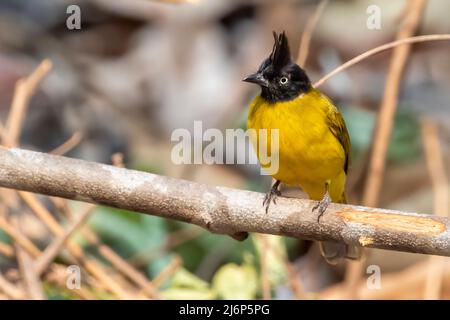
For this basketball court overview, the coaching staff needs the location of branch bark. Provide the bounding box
[0,147,449,256]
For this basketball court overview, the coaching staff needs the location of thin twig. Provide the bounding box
[0,121,8,145]
[15,245,45,300]
[313,34,449,88]
[81,258,135,299]
[34,205,96,275]
[297,0,328,68]
[0,273,25,299]
[18,191,64,235]
[421,118,449,299]
[0,214,41,258]
[256,234,271,300]
[151,256,182,289]
[421,119,450,218]
[50,132,83,156]
[5,60,52,147]
[0,242,14,258]
[9,212,45,300]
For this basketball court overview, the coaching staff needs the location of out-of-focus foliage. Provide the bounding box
[161,268,216,299]
[344,107,421,162]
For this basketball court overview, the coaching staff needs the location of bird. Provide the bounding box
[244,31,360,264]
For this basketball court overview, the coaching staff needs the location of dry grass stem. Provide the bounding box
[421,118,449,299]
[151,256,182,289]
[34,205,96,275]
[50,132,83,156]
[297,0,328,68]
[5,60,52,147]
[313,34,449,88]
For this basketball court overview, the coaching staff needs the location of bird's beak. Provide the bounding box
[243,72,269,87]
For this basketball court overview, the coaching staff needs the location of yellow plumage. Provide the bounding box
[247,88,349,203]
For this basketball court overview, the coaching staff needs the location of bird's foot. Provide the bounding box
[263,181,281,214]
[312,192,331,223]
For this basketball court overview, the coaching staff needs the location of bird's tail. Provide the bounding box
[319,193,362,264]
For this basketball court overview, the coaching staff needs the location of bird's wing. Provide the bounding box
[326,104,351,174]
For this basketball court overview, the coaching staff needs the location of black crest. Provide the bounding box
[270,31,291,71]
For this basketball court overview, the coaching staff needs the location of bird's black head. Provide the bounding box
[243,31,311,103]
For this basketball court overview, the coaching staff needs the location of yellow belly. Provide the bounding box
[247,90,346,202]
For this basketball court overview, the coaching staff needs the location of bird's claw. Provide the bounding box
[312,192,331,223]
[263,188,281,214]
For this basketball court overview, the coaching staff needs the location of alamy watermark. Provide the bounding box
[366,5,381,30]
[66,265,81,290]
[366,264,381,290]
[171,121,280,175]
[66,5,81,30]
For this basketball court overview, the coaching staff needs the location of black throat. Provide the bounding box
[260,82,312,103]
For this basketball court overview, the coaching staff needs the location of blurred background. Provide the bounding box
[0,0,449,299]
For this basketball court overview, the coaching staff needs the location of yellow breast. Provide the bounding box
[247,89,345,188]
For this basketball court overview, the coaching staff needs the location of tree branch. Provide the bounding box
[0,147,449,256]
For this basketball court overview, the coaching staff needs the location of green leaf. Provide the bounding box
[387,110,421,162]
[0,229,11,243]
[343,106,421,162]
[161,268,216,299]
[342,106,376,159]
[171,268,210,290]
[212,261,258,299]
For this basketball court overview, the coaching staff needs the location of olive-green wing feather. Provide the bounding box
[326,105,351,174]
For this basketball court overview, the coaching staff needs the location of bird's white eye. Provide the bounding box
[279,76,289,85]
